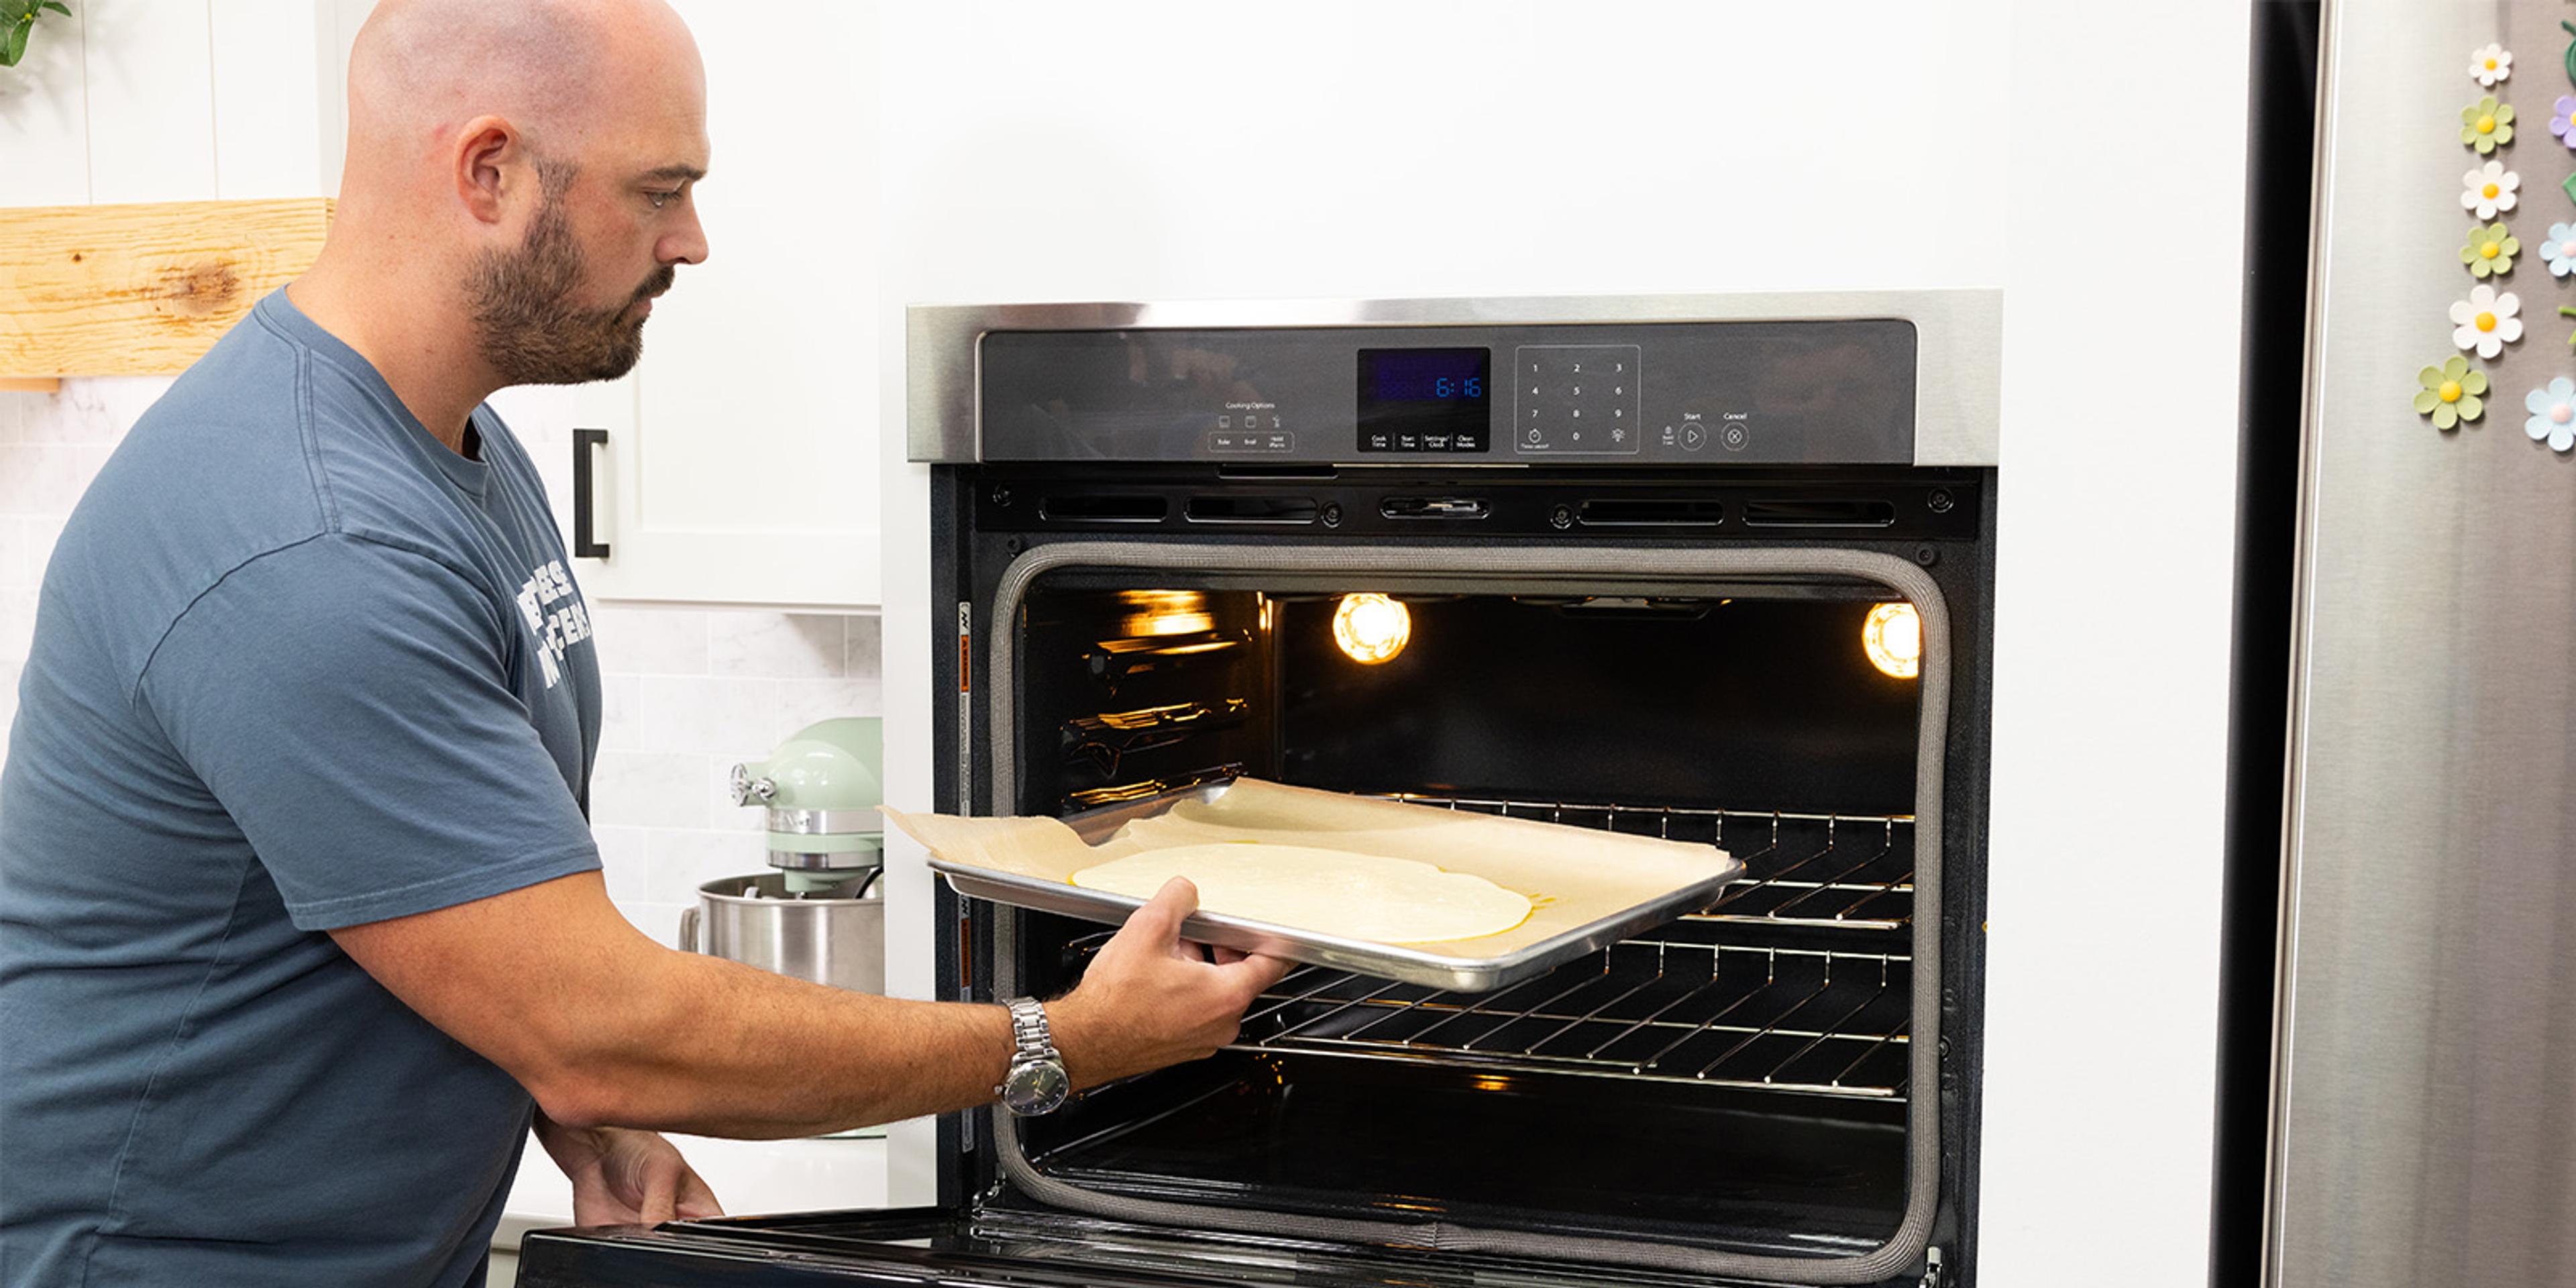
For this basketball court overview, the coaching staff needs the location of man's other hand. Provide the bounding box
[534,1114,724,1226]
[1047,877,1294,1087]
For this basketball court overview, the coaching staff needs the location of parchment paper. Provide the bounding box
[881,779,1735,959]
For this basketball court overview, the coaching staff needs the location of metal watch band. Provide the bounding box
[1005,996,1053,1059]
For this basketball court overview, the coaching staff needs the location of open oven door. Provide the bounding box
[513,1202,1937,1287]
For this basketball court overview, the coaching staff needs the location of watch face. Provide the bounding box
[1004,1059,1071,1114]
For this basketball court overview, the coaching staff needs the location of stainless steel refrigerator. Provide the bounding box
[2251,1,2576,1284]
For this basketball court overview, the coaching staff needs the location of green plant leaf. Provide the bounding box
[39,1,69,13]
[3,21,32,68]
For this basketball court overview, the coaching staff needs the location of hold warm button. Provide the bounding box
[1721,423,1751,451]
[1680,424,1707,451]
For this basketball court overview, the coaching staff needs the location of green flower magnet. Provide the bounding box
[2414,356,2488,430]
[2463,221,2520,277]
[2462,95,2516,152]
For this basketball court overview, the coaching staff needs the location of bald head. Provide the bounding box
[347,0,698,174]
[308,0,709,401]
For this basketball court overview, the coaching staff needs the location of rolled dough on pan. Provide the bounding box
[1069,841,1534,945]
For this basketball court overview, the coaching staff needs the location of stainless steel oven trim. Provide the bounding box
[906,291,2002,468]
[978,541,1949,1285]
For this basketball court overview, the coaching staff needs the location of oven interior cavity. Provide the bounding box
[1006,578,1927,1255]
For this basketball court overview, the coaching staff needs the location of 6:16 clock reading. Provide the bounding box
[1360,348,1489,404]
[1355,347,1493,453]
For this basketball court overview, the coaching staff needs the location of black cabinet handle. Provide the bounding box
[573,427,610,558]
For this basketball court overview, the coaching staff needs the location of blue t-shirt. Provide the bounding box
[0,290,604,1287]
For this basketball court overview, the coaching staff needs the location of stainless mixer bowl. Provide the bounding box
[678,870,885,995]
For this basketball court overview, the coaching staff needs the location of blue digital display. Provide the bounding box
[1356,347,1491,452]
[1364,348,1488,402]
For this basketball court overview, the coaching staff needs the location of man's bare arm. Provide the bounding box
[330,870,1284,1138]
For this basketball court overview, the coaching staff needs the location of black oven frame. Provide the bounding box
[926,462,1994,1287]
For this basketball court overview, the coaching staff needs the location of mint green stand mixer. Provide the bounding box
[729,716,887,894]
[680,718,887,997]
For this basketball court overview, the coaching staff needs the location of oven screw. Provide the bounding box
[1549,504,1574,530]
[1004,537,1024,554]
[1913,544,1939,567]
[1927,488,1954,514]
[1321,502,1344,528]
[989,486,1014,507]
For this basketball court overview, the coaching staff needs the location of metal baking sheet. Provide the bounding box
[888,778,1743,992]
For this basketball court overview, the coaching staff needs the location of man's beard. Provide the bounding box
[466,183,672,386]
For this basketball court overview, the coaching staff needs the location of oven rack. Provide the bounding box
[1066,930,1912,1100]
[1235,940,1909,1099]
[1375,792,1916,930]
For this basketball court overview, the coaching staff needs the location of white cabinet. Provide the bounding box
[562,1,881,610]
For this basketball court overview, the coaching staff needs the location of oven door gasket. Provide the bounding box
[977,542,1949,1286]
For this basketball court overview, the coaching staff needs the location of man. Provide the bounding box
[0,1,1288,1284]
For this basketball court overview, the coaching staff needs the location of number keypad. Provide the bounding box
[1513,345,1642,454]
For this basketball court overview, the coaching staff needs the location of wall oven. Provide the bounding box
[519,293,2002,1287]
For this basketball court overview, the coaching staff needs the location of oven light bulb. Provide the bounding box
[1333,594,1411,665]
[1863,602,1921,680]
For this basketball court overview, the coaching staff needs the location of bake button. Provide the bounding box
[1721,423,1750,451]
[1680,424,1707,451]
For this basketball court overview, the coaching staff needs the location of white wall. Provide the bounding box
[1978,3,2251,1283]
[876,3,2251,1285]
[0,0,331,205]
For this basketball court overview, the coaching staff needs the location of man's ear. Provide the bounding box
[454,115,517,225]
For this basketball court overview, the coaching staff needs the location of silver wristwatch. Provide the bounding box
[996,997,1071,1116]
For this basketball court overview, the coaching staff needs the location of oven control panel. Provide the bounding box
[976,320,1917,465]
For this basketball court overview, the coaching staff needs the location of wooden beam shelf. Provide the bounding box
[0,198,335,380]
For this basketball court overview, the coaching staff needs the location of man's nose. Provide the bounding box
[661,205,708,266]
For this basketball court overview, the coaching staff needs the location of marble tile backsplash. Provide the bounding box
[0,384,883,949]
